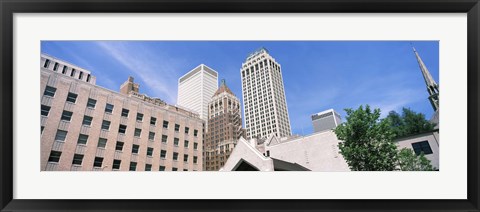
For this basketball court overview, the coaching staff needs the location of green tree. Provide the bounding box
[334,105,398,171]
[385,108,436,138]
[397,148,435,171]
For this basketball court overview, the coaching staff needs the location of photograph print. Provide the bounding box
[40,41,439,172]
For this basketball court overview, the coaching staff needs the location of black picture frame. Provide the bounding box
[1,0,479,211]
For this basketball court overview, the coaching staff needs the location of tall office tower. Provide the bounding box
[205,79,245,171]
[177,64,218,121]
[240,48,292,139]
[41,56,204,171]
[120,76,140,95]
[311,109,342,133]
[412,47,439,112]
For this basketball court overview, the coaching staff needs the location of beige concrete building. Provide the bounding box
[41,57,204,171]
[204,79,245,171]
[395,130,439,170]
[220,130,350,171]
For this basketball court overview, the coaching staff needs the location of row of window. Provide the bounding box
[49,150,197,171]
[54,129,199,152]
[44,59,92,82]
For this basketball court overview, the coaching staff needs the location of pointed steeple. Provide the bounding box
[412,46,439,111]
[213,78,235,97]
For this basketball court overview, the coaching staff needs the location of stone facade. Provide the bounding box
[41,65,204,171]
[204,80,245,171]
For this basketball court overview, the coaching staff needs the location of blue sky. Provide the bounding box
[41,41,439,135]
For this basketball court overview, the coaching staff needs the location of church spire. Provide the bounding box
[412,46,439,111]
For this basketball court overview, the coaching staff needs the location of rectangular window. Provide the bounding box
[61,110,73,121]
[145,164,152,171]
[134,128,142,137]
[149,132,155,140]
[105,103,114,113]
[43,86,56,97]
[163,120,169,128]
[161,135,168,143]
[72,154,84,165]
[173,152,179,161]
[194,142,198,150]
[147,147,154,157]
[129,162,137,171]
[174,124,180,132]
[119,124,127,134]
[43,59,50,68]
[150,117,156,125]
[78,71,83,79]
[194,129,198,137]
[174,138,179,146]
[121,108,129,117]
[193,156,198,164]
[82,116,93,126]
[77,134,88,145]
[87,98,97,108]
[53,62,59,71]
[172,167,178,171]
[183,154,188,162]
[93,157,103,167]
[55,130,67,142]
[159,166,165,171]
[97,138,107,148]
[132,144,139,154]
[115,141,124,151]
[62,66,68,74]
[70,69,76,77]
[136,113,143,121]
[86,74,91,82]
[101,120,111,130]
[160,150,166,159]
[66,92,78,103]
[184,140,189,148]
[412,141,433,155]
[48,151,61,162]
[41,105,51,116]
[112,160,121,170]
[185,127,189,134]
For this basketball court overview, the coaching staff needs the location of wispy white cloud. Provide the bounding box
[94,42,183,104]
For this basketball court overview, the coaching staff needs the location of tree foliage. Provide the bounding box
[334,105,398,171]
[397,148,434,171]
[385,108,436,138]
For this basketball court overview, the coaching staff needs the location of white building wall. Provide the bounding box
[241,48,292,139]
[395,131,439,170]
[177,64,218,121]
[265,131,350,171]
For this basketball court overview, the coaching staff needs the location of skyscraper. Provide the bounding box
[240,48,292,139]
[311,109,342,133]
[177,64,218,121]
[205,79,245,171]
